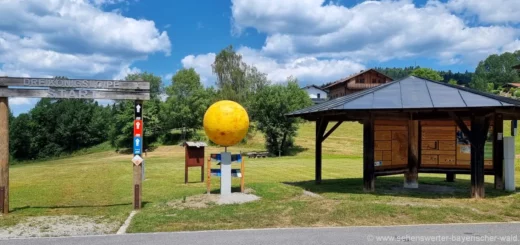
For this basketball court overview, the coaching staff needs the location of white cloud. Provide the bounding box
[446,0,520,24]
[8,98,34,106]
[181,53,217,87]
[0,0,170,79]
[231,0,520,66]
[113,65,141,80]
[162,73,174,85]
[181,47,365,86]
[90,0,127,6]
[238,47,365,84]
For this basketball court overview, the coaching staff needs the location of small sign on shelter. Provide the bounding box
[183,141,207,184]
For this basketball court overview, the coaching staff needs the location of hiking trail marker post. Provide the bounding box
[132,100,144,209]
[0,76,150,214]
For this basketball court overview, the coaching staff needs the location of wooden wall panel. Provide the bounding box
[375,141,392,151]
[422,141,437,150]
[439,141,456,151]
[422,150,457,155]
[392,131,408,165]
[375,125,407,131]
[382,151,392,160]
[420,121,457,168]
[422,132,456,140]
[439,155,456,165]
[374,120,408,169]
[420,120,494,170]
[375,151,383,161]
[422,155,438,165]
[375,131,392,140]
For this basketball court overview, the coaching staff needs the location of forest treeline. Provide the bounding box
[8,47,520,161]
[8,46,312,161]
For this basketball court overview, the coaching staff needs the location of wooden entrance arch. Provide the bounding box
[0,76,150,214]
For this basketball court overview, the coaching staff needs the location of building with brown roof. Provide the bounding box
[324,69,393,99]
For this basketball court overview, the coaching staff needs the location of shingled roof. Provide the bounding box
[288,76,520,117]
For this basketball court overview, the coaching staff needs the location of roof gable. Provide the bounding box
[303,85,327,92]
[324,69,393,89]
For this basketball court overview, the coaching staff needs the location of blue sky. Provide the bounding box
[1,0,520,115]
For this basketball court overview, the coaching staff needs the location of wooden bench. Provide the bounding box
[245,151,269,158]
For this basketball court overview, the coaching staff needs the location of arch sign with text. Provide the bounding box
[0,76,150,214]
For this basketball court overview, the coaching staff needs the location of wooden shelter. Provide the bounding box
[287,76,520,198]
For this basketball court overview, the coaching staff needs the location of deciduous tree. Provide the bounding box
[410,68,443,81]
[250,77,313,156]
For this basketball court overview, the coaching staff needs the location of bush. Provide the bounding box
[491,90,500,94]
[514,90,520,98]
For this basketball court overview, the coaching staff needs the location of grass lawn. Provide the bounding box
[1,122,520,234]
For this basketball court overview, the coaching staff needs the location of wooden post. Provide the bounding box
[201,165,204,183]
[470,115,487,198]
[493,113,504,190]
[240,157,245,193]
[206,156,211,194]
[446,173,456,182]
[0,97,8,214]
[133,100,143,209]
[405,120,419,188]
[184,145,188,184]
[363,115,375,192]
[315,118,328,184]
[511,120,516,136]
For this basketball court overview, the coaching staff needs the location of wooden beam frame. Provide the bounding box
[449,111,490,198]
[470,115,489,198]
[493,113,504,190]
[449,112,472,143]
[363,114,375,192]
[0,96,8,214]
[322,121,343,142]
[315,118,328,184]
[405,120,419,188]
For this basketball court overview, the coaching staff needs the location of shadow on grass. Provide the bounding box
[285,145,309,156]
[10,202,152,213]
[284,176,514,199]
[207,186,245,195]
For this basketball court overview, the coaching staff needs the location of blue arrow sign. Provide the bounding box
[133,136,142,155]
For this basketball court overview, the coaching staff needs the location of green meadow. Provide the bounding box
[1,122,520,233]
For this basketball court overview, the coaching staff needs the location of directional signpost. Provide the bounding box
[133,100,144,209]
[0,76,150,214]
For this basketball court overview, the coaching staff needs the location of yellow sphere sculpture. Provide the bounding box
[203,100,249,147]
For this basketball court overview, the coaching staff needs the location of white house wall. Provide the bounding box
[304,87,328,99]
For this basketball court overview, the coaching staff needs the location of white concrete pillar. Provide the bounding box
[504,137,516,192]
[220,152,232,196]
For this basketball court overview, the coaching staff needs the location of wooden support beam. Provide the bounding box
[0,97,8,214]
[470,115,487,198]
[322,121,343,142]
[363,115,375,192]
[446,173,456,182]
[405,120,419,188]
[449,112,472,144]
[511,120,517,136]
[315,118,328,184]
[493,113,504,190]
